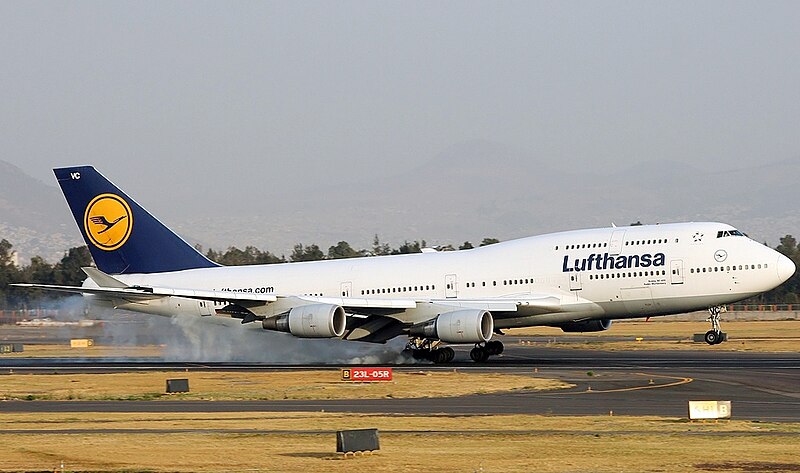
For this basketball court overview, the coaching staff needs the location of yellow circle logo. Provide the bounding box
[83,193,133,251]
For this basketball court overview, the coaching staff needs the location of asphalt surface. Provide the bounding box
[2,343,799,421]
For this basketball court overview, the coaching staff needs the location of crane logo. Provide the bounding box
[83,193,133,251]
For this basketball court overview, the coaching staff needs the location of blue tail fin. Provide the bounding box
[54,166,218,274]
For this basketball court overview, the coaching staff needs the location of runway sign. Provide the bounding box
[337,428,380,453]
[70,339,94,348]
[689,400,732,420]
[341,368,393,382]
[0,343,24,353]
[166,378,190,393]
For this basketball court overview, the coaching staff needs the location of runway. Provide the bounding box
[2,345,799,421]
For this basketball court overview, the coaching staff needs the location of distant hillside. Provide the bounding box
[1,149,797,263]
[0,161,67,230]
[172,142,800,253]
[0,161,81,262]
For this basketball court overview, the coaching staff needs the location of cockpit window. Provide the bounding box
[717,229,745,238]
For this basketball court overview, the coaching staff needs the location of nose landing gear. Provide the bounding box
[704,305,727,345]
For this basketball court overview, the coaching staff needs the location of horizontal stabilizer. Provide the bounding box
[82,267,128,288]
[12,283,277,305]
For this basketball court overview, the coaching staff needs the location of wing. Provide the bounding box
[426,295,562,315]
[13,268,566,343]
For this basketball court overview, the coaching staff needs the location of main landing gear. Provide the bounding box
[404,338,505,363]
[469,340,504,362]
[405,338,455,363]
[704,305,727,345]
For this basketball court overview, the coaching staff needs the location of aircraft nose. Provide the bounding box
[777,253,796,283]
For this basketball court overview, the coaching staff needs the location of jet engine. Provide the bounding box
[557,319,612,333]
[410,309,493,343]
[262,304,346,338]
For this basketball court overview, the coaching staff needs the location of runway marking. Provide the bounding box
[544,373,693,395]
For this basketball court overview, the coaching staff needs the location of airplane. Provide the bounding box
[14,166,796,363]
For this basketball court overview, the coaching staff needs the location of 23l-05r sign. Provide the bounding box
[341,368,393,382]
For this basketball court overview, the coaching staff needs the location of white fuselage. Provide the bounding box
[92,222,794,329]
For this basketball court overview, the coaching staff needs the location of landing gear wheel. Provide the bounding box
[411,349,430,360]
[470,346,489,362]
[704,330,721,345]
[430,347,456,363]
[486,340,504,356]
[443,346,455,362]
[438,346,455,363]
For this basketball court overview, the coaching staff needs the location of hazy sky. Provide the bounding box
[2,1,799,219]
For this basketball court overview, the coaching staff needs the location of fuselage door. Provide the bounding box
[609,230,626,255]
[445,274,458,298]
[569,271,582,291]
[670,260,684,285]
[340,281,352,298]
[197,300,214,316]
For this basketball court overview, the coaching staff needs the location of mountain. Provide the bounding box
[0,161,83,262]
[1,148,797,263]
[172,142,800,253]
[0,161,67,230]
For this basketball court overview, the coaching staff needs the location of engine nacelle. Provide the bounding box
[262,304,346,338]
[558,319,612,333]
[410,309,493,343]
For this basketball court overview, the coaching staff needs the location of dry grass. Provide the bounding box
[507,320,800,352]
[3,321,798,358]
[0,370,569,401]
[1,343,164,358]
[1,413,799,472]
